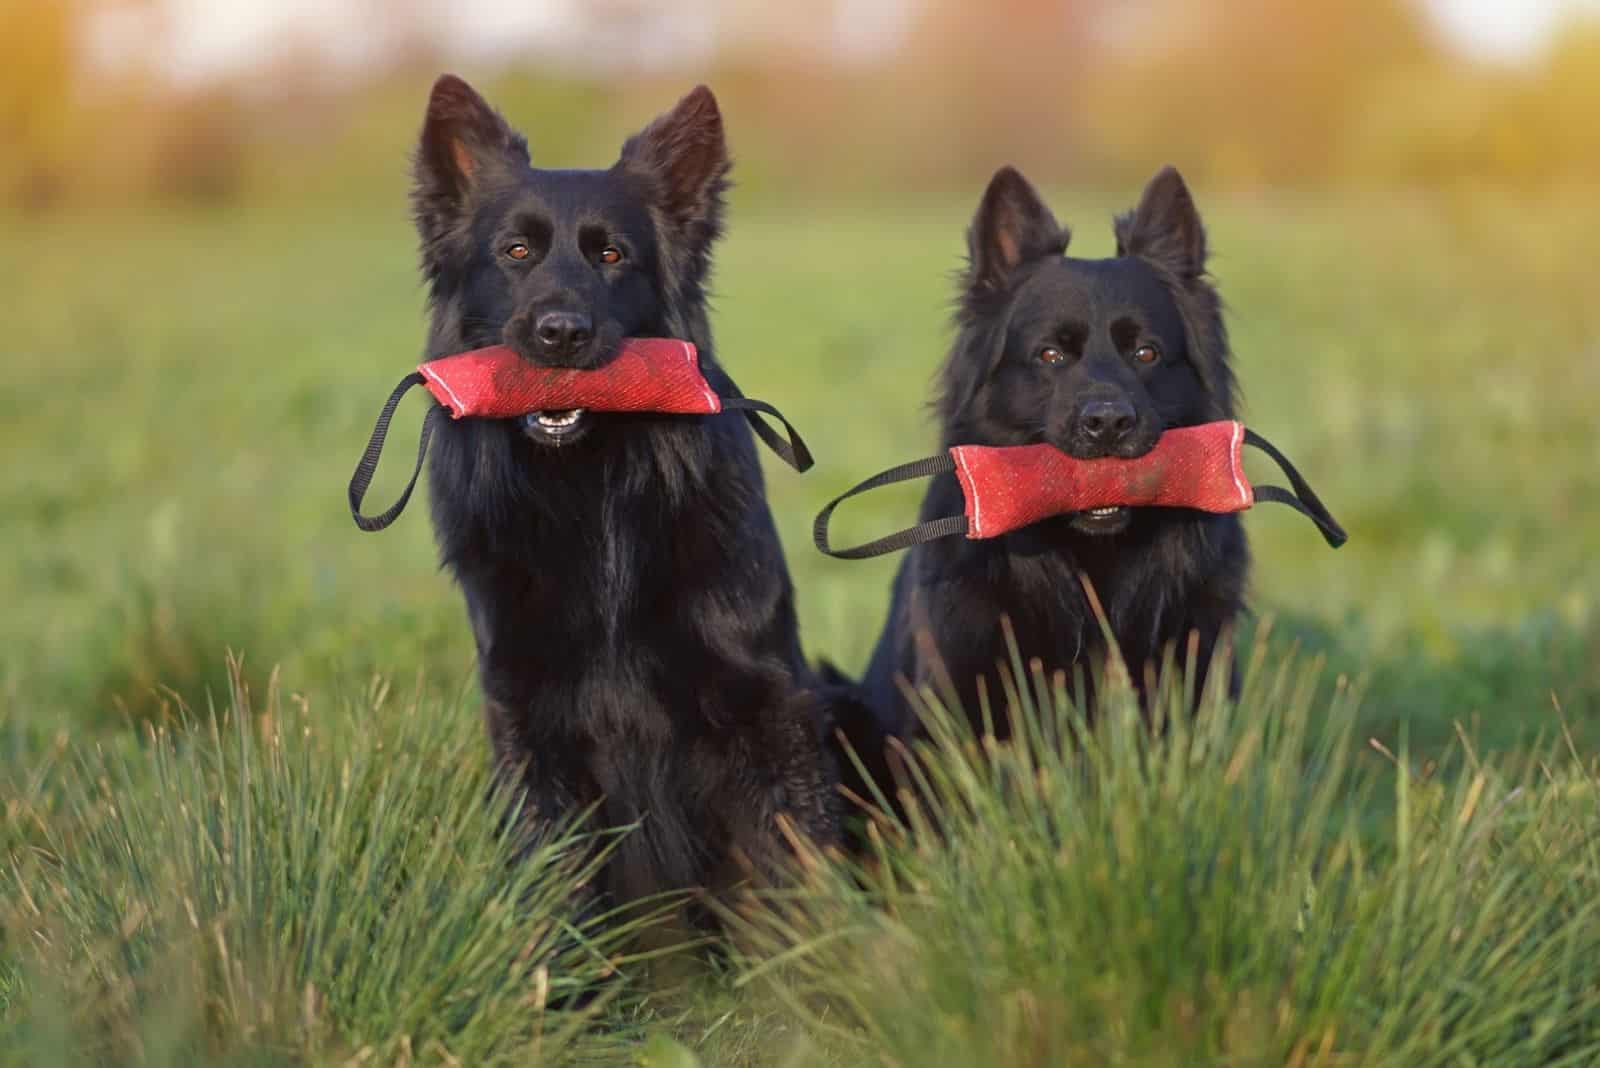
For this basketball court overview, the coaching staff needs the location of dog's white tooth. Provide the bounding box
[534,408,585,430]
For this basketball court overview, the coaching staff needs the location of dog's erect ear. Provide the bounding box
[1118,166,1233,413]
[967,166,1068,294]
[413,75,527,237]
[618,85,730,236]
[1115,166,1206,282]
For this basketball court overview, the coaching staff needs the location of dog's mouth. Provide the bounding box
[520,408,589,446]
[1068,505,1132,536]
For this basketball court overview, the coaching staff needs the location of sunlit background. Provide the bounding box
[6,0,1600,206]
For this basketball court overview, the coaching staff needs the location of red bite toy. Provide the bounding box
[417,338,721,419]
[349,338,812,532]
[814,420,1345,558]
[951,422,1250,539]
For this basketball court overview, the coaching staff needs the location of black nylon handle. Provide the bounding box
[720,396,814,472]
[1243,429,1348,548]
[812,453,967,559]
[348,372,443,532]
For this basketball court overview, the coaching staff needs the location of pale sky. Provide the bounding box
[94,0,1600,87]
[1424,0,1600,58]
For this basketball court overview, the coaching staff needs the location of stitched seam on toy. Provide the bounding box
[954,448,983,537]
[679,340,720,411]
[419,365,467,418]
[1229,421,1249,506]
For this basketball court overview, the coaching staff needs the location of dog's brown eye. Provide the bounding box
[1134,343,1160,364]
[505,242,530,261]
[1038,346,1065,365]
[599,246,624,265]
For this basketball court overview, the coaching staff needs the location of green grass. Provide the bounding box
[2,662,653,1065]
[2,182,1598,1063]
[733,643,1600,1067]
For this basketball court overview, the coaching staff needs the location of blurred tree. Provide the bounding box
[892,0,1104,178]
[4,0,1593,208]
[1341,14,1600,187]
[672,0,1117,191]
[0,0,75,209]
[145,88,250,204]
[1081,0,1437,184]
[1521,20,1600,180]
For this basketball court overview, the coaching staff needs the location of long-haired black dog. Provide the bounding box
[411,75,835,908]
[857,165,1248,746]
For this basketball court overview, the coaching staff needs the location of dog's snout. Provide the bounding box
[533,311,594,362]
[1075,398,1138,446]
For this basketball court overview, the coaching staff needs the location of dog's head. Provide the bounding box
[412,75,729,447]
[940,165,1234,535]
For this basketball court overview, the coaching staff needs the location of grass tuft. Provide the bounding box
[2,658,648,1066]
[732,643,1600,1066]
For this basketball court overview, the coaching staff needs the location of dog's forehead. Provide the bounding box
[1017,256,1183,329]
[507,168,655,227]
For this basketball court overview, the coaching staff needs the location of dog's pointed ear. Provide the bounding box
[1115,166,1206,281]
[412,75,527,241]
[967,166,1068,294]
[618,85,730,238]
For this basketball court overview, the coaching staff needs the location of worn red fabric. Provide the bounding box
[950,421,1252,539]
[417,338,722,419]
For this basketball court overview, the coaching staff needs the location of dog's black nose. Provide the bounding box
[533,311,593,361]
[1075,398,1138,447]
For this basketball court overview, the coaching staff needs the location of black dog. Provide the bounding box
[858,165,1248,744]
[411,75,835,908]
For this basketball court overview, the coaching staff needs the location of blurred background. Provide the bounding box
[5,0,1600,206]
[2,0,1597,751]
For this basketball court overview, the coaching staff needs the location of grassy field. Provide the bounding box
[3,182,1599,1064]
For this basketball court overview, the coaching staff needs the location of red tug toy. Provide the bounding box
[416,338,723,419]
[348,338,811,531]
[813,420,1346,558]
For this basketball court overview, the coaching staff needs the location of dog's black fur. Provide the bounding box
[857,165,1249,745]
[412,75,835,909]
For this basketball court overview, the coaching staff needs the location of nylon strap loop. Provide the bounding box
[812,453,965,559]
[348,372,440,532]
[721,395,814,472]
[1243,429,1348,548]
